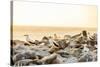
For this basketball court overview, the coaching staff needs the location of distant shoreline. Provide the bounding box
[12,25,97,41]
[13,25,97,32]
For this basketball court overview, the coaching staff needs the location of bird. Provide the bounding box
[24,35,35,44]
[82,44,89,54]
[12,40,30,46]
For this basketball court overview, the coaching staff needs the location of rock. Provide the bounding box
[71,33,81,39]
[35,49,50,58]
[48,45,59,53]
[14,59,38,66]
[82,30,87,37]
[65,56,78,63]
[11,31,97,66]
[78,54,92,62]
[41,36,49,45]
[70,48,82,58]
[57,39,69,49]
[56,54,66,63]
[38,53,57,64]
[78,50,97,62]
[64,35,71,39]
[34,40,42,45]
[13,50,37,63]
[56,50,70,58]
[12,40,30,46]
[13,45,29,55]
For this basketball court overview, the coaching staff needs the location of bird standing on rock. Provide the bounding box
[24,35,35,44]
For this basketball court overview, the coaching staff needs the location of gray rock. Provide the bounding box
[65,56,78,63]
[38,53,57,64]
[56,50,70,58]
[14,59,37,66]
[35,49,50,57]
[13,50,37,63]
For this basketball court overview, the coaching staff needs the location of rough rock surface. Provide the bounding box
[11,31,97,66]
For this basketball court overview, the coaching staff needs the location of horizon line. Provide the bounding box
[13,25,97,29]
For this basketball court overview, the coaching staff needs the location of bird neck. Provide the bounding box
[26,36,30,41]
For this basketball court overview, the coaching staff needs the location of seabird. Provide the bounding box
[24,35,35,44]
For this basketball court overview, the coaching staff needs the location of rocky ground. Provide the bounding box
[11,30,97,66]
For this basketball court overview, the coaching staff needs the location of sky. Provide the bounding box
[13,1,97,28]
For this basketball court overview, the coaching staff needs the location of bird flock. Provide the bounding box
[11,30,97,66]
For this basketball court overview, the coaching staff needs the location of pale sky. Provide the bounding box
[13,1,97,28]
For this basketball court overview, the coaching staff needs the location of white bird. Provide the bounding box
[24,35,35,44]
[82,44,89,53]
